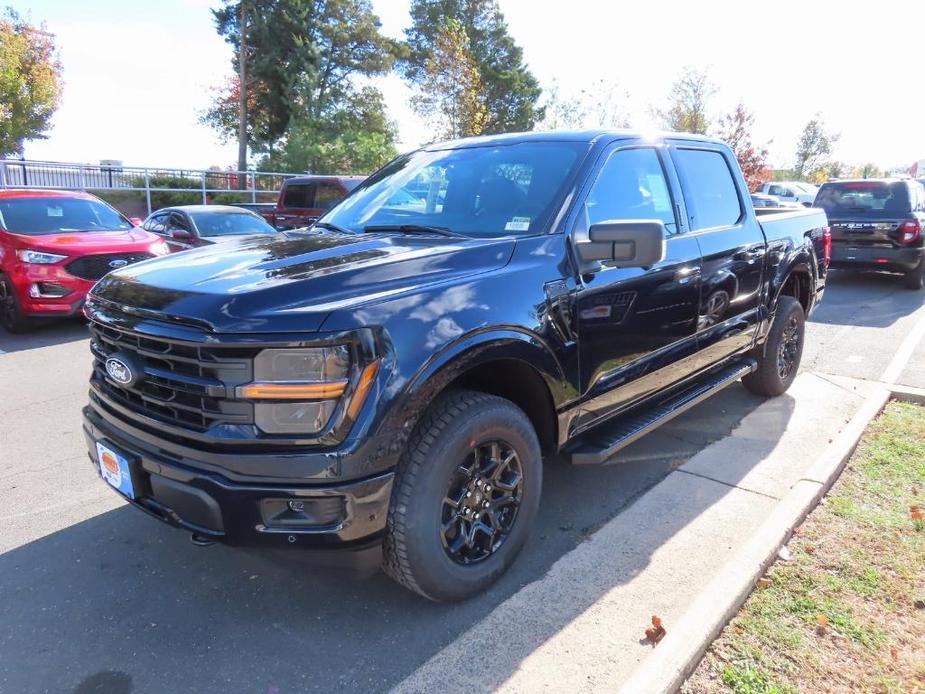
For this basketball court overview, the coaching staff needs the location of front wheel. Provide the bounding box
[743,296,805,397]
[382,389,542,602]
[0,273,32,334]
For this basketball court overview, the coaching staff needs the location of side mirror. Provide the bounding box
[168,228,192,241]
[575,220,666,268]
[128,217,143,227]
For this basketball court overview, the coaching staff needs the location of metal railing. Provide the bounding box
[0,159,300,215]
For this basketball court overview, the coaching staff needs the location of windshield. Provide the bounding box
[814,181,911,217]
[320,141,589,237]
[0,197,132,235]
[190,211,277,237]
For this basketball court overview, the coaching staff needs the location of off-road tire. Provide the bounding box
[743,296,805,397]
[0,273,32,334]
[903,258,925,290]
[382,389,542,602]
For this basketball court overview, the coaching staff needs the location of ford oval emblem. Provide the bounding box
[109,258,129,269]
[105,354,141,387]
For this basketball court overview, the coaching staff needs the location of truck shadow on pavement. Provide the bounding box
[0,319,88,353]
[0,386,786,694]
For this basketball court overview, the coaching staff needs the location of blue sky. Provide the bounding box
[12,0,925,171]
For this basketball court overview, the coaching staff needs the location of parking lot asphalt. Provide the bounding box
[1,269,923,694]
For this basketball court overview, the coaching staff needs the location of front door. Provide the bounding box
[670,145,766,368]
[573,145,702,431]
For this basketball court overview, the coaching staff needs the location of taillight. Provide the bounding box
[822,226,832,267]
[900,220,922,245]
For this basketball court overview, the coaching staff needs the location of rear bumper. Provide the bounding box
[82,406,394,555]
[830,245,923,272]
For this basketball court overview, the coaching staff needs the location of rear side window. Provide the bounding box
[314,182,345,210]
[674,149,743,230]
[282,183,314,208]
[814,181,911,216]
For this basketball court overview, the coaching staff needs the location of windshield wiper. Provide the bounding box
[312,221,356,234]
[363,224,466,238]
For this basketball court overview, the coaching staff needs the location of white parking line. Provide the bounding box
[881,309,925,385]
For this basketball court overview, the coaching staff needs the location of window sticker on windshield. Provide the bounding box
[47,205,64,217]
[505,216,531,232]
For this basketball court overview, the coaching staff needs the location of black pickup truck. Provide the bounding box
[82,131,829,601]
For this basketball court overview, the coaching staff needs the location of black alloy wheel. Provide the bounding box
[440,439,523,565]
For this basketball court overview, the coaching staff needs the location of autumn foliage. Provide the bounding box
[716,103,769,192]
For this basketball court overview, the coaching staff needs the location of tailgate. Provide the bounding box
[828,218,906,248]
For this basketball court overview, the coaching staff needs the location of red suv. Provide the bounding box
[0,190,169,332]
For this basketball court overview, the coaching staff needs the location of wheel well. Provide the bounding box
[779,271,810,313]
[447,359,558,454]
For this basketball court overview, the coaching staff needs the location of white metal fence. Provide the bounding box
[0,159,299,215]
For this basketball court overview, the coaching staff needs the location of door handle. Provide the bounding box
[675,266,701,284]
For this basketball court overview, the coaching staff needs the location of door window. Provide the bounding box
[168,213,193,233]
[144,212,169,234]
[282,183,315,208]
[674,148,743,230]
[583,147,678,235]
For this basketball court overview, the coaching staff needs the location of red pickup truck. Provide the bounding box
[263,175,364,230]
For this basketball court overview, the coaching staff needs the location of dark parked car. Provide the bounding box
[83,131,828,601]
[141,205,278,252]
[266,175,365,230]
[813,178,925,289]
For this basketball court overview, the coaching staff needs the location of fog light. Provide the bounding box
[29,282,73,299]
[288,500,305,513]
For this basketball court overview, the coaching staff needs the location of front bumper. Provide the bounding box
[830,245,923,272]
[82,406,394,553]
[12,263,93,317]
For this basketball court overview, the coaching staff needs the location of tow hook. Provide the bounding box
[189,532,216,547]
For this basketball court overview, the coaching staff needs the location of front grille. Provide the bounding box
[89,321,260,433]
[66,253,154,281]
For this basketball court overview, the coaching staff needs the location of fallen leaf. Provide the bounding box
[911,506,923,522]
[645,615,666,644]
[890,646,899,660]
[816,614,829,636]
[757,577,772,589]
[913,599,924,610]
[792,526,803,535]
[805,545,817,555]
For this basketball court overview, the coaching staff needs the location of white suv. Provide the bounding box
[758,181,818,207]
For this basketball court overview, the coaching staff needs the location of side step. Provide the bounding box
[566,359,757,465]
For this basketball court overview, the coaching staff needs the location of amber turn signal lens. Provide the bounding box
[239,380,348,400]
[346,361,380,420]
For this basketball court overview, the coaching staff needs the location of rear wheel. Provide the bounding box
[0,273,32,333]
[382,389,542,602]
[903,258,924,290]
[743,296,804,397]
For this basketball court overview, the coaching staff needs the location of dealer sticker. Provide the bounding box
[504,216,531,232]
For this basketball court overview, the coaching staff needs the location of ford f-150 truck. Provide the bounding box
[82,131,829,601]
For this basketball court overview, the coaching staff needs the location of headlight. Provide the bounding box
[17,249,68,264]
[150,241,170,256]
[239,346,353,435]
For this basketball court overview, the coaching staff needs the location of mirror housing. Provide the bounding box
[575,220,666,268]
[168,228,192,241]
[128,216,143,227]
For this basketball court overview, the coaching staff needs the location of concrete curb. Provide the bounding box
[617,386,891,694]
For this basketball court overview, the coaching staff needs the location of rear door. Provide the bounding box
[669,144,766,368]
[573,143,703,429]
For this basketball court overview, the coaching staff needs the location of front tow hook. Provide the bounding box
[190,532,216,547]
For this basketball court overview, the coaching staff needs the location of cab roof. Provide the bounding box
[423,129,726,151]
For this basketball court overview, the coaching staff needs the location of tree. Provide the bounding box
[794,116,838,180]
[0,8,62,157]
[202,0,399,172]
[654,67,714,134]
[716,102,769,192]
[537,79,631,132]
[404,0,542,136]
[409,19,486,139]
[852,162,883,179]
[260,87,398,174]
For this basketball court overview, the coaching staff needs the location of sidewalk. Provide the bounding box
[391,372,889,693]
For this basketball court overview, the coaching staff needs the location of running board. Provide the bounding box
[566,359,757,465]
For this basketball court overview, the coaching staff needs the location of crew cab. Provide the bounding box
[82,131,828,601]
[0,190,169,333]
[265,175,365,230]
[814,178,925,289]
